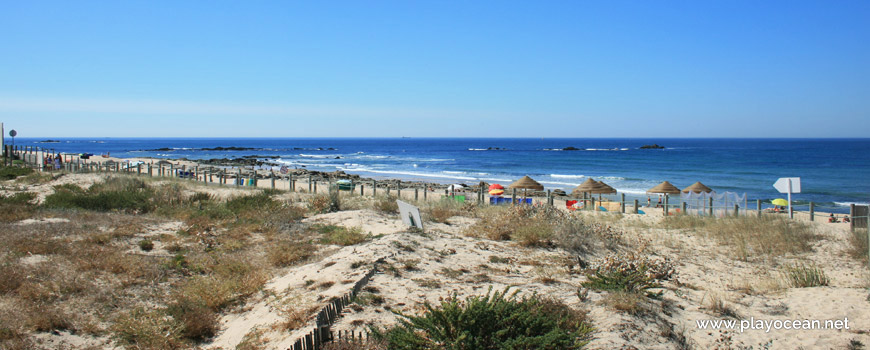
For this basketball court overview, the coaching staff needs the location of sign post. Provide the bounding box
[773,177,801,219]
[396,200,423,230]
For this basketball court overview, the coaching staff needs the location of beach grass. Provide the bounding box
[661,215,818,261]
[0,174,322,349]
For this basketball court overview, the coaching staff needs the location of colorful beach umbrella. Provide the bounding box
[488,184,504,190]
[489,189,505,196]
[771,198,788,206]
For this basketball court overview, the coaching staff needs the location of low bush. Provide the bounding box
[375,287,593,349]
[112,307,183,350]
[0,192,37,222]
[582,251,676,294]
[44,177,153,213]
[138,239,154,251]
[0,166,33,180]
[166,298,218,341]
[373,195,398,214]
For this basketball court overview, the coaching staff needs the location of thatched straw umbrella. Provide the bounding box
[681,181,713,194]
[647,181,681,211]
[551,189,567,197]
[509,175,544,200]
[647,181,681,194]
[571,178,600,196]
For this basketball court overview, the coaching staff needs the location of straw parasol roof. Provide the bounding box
[509,176,544,191]
[595,181,617,194]
[572,178,599,194]
[572,178,615,196]
[682,181,713,193]
[647,181,681,194]
[551,189,567,197]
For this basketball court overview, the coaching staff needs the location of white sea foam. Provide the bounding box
[550,174,586,179]
[468,148,488,151]
[835,201,870,207]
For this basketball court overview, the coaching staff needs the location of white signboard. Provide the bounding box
[396,200,423,230]
[773,177,801,219]
[773,177,801,194]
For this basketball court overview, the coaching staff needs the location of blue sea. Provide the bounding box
[16,137,870,213]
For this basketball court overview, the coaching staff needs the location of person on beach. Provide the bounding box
[828,213,839,223]
[54,154,62,170]
[843,215,851,223]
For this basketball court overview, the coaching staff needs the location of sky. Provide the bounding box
[1,1,868,138]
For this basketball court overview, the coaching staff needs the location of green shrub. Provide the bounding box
[138,239,154,252]
[0,166,33,180]
[0,192,36,222]
[375,287,593,349]
[0,192,36,206]
[44,178,153,213]
[582,252,676,294]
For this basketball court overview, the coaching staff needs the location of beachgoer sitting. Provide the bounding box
[843,215,851,223]
[828,213,839,223]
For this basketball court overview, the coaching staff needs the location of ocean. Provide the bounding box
[16,137,870,213]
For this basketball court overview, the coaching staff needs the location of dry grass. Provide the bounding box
[315,224,368,246]
[849,229,869,263]
[662,215,819,261]
[0,174,319,349]
[423,199,468,223]
[781,263,830,288]
[603,291,646,315]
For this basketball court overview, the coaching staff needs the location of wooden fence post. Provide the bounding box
[708,197,714,216]
[809,202,814,221]
[634,199,639,214]
[757,199,762,217]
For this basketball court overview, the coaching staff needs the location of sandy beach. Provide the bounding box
[0,158,868,349]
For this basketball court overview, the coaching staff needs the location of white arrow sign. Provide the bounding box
[773,177,801,219]
[773,177,801,194]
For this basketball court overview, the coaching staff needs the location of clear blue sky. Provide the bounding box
[1,1,868,138]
